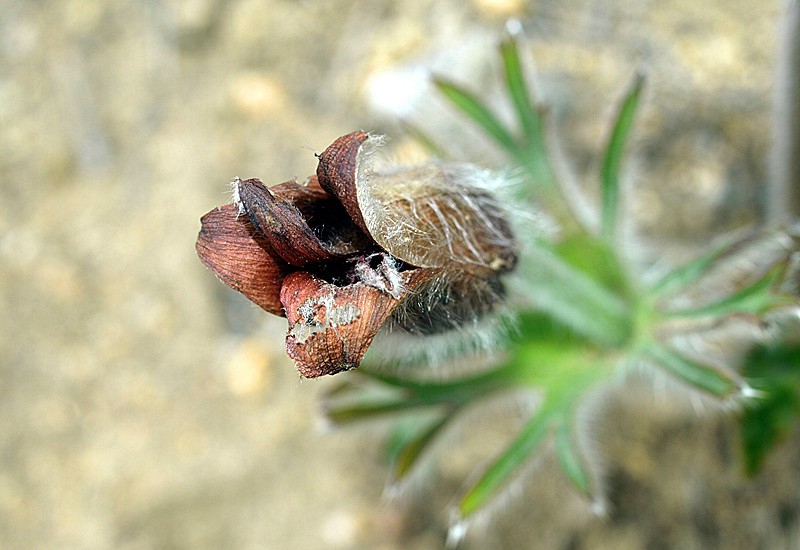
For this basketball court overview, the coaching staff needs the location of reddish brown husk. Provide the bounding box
[316,131,371,234]
[236,177,369,266]
[281,269,439,377]
[196,204,290,316]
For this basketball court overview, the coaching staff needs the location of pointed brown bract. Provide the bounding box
[196,204,290,316]
[281,268,440,377]
[238,178,343,266]
[238,177,373,267]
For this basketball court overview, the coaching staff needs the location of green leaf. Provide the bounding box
[663,262,792,319]
[459,411,553,517]
[499,27,542,154]
[644,343,739,397]
[600,70,645,240]
[649,235,741,297]
[432,77,523,162]
[739,340,800,475]
[517,245,633,347]
[390,413,453,481]
[323,397,438,425]
[514,310,585,346]
[554,233,630,295]
[555,422,590,494]
[740,385,798,475]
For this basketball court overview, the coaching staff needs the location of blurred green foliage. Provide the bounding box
[740,339,800,475]
[324,26,800,533]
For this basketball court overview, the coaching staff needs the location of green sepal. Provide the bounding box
[323,397,438,425]
[554,233,631,296]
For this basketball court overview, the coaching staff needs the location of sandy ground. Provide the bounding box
[2,0,798,548]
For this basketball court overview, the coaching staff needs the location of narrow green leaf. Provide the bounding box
[384,418,425,463]
[498,26,557,197]
[324,398,436,425]
[391,413,453,481]
[459,412,552,517]
[645,344,739,397]
[600,70,645,240]
[649,236,740,297]
[663,262,791,319]
[555,422,590,494]
[433,77,523,161]
[499,27,541,151]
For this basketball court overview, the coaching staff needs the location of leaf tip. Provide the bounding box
[504,18,523,38]
[590,497,608,518]
[445,518,469,550]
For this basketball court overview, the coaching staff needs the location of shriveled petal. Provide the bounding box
[196,204,290,315]
[317,132,517,277]
[280,267,440,377]
[236,177,371,267]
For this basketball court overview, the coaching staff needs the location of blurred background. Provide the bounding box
[2,0,797,549]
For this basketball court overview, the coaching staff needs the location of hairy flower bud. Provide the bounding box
[197,132,518,377]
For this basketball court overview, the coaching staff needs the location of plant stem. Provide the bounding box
[769,0,800,222]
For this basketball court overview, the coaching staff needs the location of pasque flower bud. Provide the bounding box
[197,132,517,377]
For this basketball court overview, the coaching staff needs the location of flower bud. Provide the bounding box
[197,132,518,377]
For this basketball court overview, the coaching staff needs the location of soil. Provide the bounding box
[2,0,798,549]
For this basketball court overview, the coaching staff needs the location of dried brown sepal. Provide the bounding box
[273,177,374,258]
[196,204,290,316]
[238,178,370,266]
[269,175,329,204]
[281,267,440,377]
[316,131,371,234]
